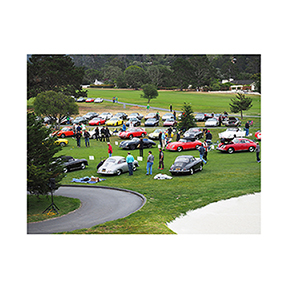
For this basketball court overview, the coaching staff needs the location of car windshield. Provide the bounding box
[197,113,204,116]
[91,118,100,121]
[110,117,119,121]
[62,127,70,131]
[179,139,187,143]
[147,119,155,122]
[106,158,116,163]
[147,113,155,116]
[207,118,216,122]
[175,157,190,163]
[154,129,163,133]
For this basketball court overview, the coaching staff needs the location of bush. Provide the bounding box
[89,84,115,89]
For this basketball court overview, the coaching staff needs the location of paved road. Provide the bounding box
[27,186,146,234]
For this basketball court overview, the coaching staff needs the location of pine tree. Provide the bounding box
[229,93,253,119]
[177,103,196,131]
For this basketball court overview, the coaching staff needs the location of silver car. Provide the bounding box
[97,156,139,176]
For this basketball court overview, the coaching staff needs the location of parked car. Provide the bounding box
[183,128,203,139]
[85,98,94,103]
[163,118,177,127]
[205,117,219,127]
[55,138,69,147]
[148,128,174,139]
[61,156,88,173]
[144,112,157,120]
[216,138,257,154]
[106,117,123,126]
[166,137,202,152]
[119,127,147,139]
[119,138,156,150]
[73,116,88,125]
[204,113,213,119]
[114,112,128,120]
[255,130,261,140]
[83,112,99,120]
[88,117,106,126]
[76,97,86,102]
[222,117,241,127]
[219,127,246,139]
[144,118,159,127]
[169,155,203,175]
[162,113,174,121]
[98,112,113,120]
[97,156,139,176]
[126,117,141,127]
[52,126,75,138]
[94,98,104,103]
[127,112,144,120]
[195,113,205,122]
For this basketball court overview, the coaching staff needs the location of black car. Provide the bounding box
[126,118,141,127]
[144,118,159,127]
[114,112,128,120]
[72,116,88,125]
[183,128,203,139]
[83,112,99,120]
[76,97,86,102]
[119,138,156,150]
[169,155,203,175]
[195,113,205,122]
[61,156,88,173]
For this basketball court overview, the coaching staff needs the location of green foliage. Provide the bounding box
[27,54,87,99]
[229,93,253,119]
[124,65,146,89]
[177,102,196,130]
[27,113,65,196]
[140,84,158,103]
[34,91,79,126]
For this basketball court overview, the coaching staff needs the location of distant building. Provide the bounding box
[94,79,104,85]
[222,79,256,91]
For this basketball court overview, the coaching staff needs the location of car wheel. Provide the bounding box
[248,146,255,152]
[130,145,136,150]
[81,163,86,170]
[195,145,200,150]
[132,165,137,171]
[199,164,203,171]
[60,142,66,147]
[177,146,183,152]
[63,167,68,173]
[227,147,234,154]
[190,168,194,175]
[61,134,65,138]
[141,133,145,137]
[116,169,122,176]
[92,134,96,139]
[129,134,133,139]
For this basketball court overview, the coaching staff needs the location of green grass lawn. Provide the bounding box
[55,121,261,234]
[86,89,261,116]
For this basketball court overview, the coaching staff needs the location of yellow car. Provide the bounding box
[148,128,174,140]
[55,138,69,147]
[105,117,123,126]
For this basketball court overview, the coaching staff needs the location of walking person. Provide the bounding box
[198,144,207,164]
[158,148,164,170]
[107,142,113,157]
[75,130,82,148]
[84,130,90,147]
[146,151,154,175]
[126,152,135,176]
[245,121,250,136]
[256,142,261,163]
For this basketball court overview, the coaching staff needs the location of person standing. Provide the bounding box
[170,104,172,112]
[146,151,154,175]
[203,140,208,161]
[75,130,81,148]
[176,131,181,142]
[158,148,164,170]
[122,122,126,132]
[256,142,261,163]
[100,127,105,142]
[147,104,150,110]
[105,127,110,142]
[198,144,207,164]
[159,131,162,148]
[161,132,166,149]
[245,121,250,136]
[84,130,90,147]
[126,152,135,176]
[138,138,144,157]
[107,142,113,157]
[94,127,100,141]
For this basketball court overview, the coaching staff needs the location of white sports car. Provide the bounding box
[205,117,219,127]
[218,127,246,139]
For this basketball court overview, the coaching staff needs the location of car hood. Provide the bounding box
[171,162,188,169]
[119,140,133,146]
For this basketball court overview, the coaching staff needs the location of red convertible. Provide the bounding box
[52,126,75,138]
[166,137,202,152]
[119,127,147,139]
[216,138,257,154]
[89,117,106,126]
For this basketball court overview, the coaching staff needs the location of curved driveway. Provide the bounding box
[27,186,146,234]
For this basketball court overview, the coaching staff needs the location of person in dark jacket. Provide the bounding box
[256,142,261,163]
[75,130,82,147]
[100,127,105,142]
[105,127,110,142]
[198,144,207,164]
[158,148,164,170]
[94,127,100,141]
[176,131,181,142]
[245,121,250,136]
[84,130,90,147]
[138,138,144,157]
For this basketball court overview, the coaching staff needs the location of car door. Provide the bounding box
[233,139,241,151]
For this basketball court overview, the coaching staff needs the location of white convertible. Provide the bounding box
[218,127,246,139]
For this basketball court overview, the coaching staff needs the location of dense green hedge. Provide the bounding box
[89,84,115,88]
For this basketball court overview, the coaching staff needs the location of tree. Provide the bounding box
[147,66,163,87]
[140,84,158,103]
[27,54,87,99]
[124,65,146,89]
[177,103,196,130]
[27,112,65,196]
[229,93,253,119]
[171,58,193,90]
[34,91,79,128]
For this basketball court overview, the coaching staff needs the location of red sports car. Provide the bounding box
[163,118,177,127]
[119,127,147,139]
[255,131,261,140]
[166,138,202,152]
[85,98,94,103]
[52,126,75,138]
[89,117,106,126]
[216,138,257,154]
